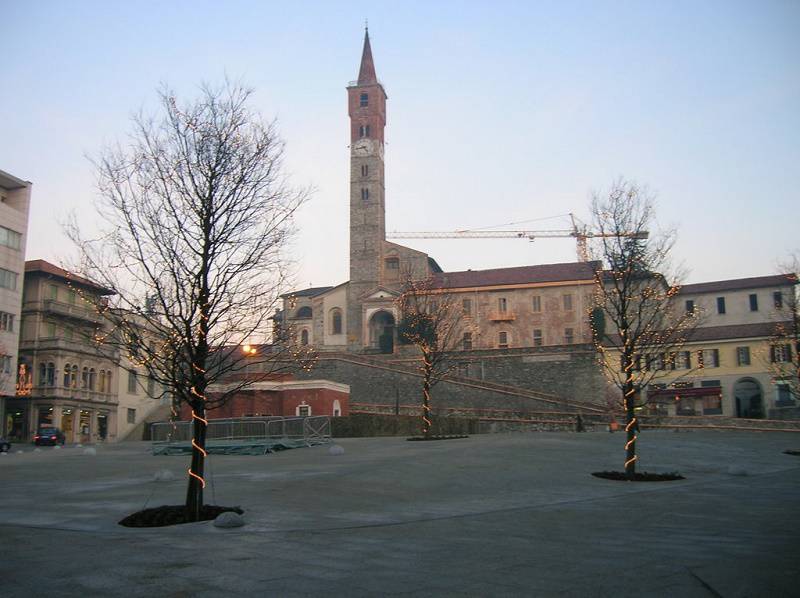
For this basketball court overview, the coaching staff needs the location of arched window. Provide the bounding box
[359,124,370,138]
[106,371,112,393]
[296,306,312,319]
[71,365,78,388]
[82,367,89,389]
[99,370,106,393]
[330,308,343,335]
[39,363,47,386]
[89,368,96,391]
[300,329,309,346]
[46,362,55,386]
[63,363,71,387]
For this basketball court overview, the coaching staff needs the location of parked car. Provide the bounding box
[0,438,10,452]
[33,427,66,446]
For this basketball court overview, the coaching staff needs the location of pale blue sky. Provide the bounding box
[2,0,798,288]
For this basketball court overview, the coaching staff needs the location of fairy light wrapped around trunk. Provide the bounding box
[586,179,700,478]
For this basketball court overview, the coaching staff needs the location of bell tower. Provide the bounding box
[347,27,387,286]
[346,28,389,350]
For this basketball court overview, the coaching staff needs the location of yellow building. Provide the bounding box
[604,274,798,418]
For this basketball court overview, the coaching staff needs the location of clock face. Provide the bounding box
[352,139,371,156]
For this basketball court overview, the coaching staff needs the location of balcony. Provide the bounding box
[488,311,516,322]
[19,337,119,360]
[24,299,105,324]
[28,384,118,405]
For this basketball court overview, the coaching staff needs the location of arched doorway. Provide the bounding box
[734,378,763,419]
[369,310,396,354]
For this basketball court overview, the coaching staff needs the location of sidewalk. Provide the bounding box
[1,430,798,596]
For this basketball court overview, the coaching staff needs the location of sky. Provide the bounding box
[2,0,798,289]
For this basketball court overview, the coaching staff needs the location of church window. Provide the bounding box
[385,257,399,270]
[498,297,507,312]
[330,308,343,335]
[296,306,312,319]
[359,124,370,138]
[361,187,369,201]
[498,331,509,349]
[532,295,541,313]
[300,329,309,346]
[462,299,471,315]
[563,294,573,311]
[360,93,368,107]
[361,164,368,177]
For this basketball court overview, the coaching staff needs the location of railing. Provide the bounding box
[19,337,120,360]
[150,415,332,447]
[24,299,104,324]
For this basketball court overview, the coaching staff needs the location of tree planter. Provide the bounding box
[119,505,243,528]
[406,435,469,442]
[591,471,684,482]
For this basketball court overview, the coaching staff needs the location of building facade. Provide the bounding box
[0,170,31,436]
[7,260,169,442]
[641,275,798,418]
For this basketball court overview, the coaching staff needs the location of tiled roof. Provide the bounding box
[679,274,797,295]
[431,261,600,289]
[686,321,791,342]
[25,259,114,295]
[280,286,334,299]
[603,321,790,346]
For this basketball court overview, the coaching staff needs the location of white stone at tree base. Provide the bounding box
[727,465,748,476]
[33,448,41,452]
[153,469,175,482]
[54,445,61,450]
[214,511,245,528]
[328,444,345,456]
[83,447,97,456]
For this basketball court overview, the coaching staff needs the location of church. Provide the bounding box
[278,30,597,357]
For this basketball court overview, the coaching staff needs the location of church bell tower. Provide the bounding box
[348,27,387,285]
[346,28,388,350]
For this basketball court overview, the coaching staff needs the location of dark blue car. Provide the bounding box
[34,427,66,446]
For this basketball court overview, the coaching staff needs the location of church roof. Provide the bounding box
[357,28,378,85]
[431,261,600,290]
[280,286,334,299]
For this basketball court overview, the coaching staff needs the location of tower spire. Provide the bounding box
[357,27,378,85]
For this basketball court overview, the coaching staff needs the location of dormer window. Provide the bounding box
[360,93,368,107]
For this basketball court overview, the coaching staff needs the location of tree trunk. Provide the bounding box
[422,359,432,438]
[185,400,207,521]
[624,385,637,479]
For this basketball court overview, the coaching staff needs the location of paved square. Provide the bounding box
[1,430,798,597]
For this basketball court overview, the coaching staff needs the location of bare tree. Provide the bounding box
[589,179,698,478]
[765,254,800,402]
[397,274,463,438]
[67,81,310,521]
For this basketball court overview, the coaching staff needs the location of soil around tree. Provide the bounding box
[406,435,469,442]
[119,505,244,528]
[783,449,800,456]
[591,471,685,482]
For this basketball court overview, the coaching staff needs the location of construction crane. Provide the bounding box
[387,214,648,262]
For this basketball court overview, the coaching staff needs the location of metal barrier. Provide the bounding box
[150,415,331,452]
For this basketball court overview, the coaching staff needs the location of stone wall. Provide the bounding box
[295,346,605,415]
